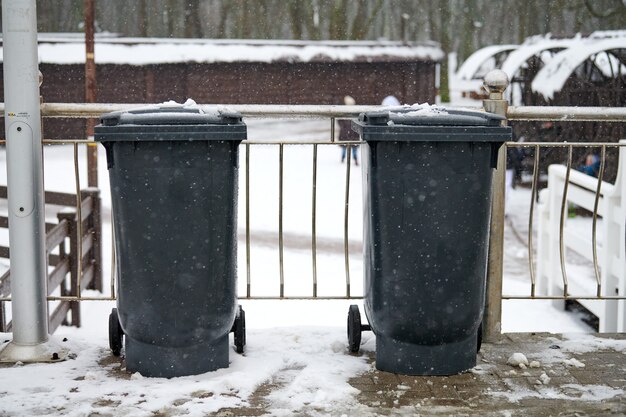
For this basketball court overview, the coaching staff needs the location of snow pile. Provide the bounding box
[0,327,370,416]
[455,45,518,81]
[160,98,198,109]
[3,40,444,65]
[563,358,586,368]
[529,371,552,386]
[388,103,449,118]
[129,99,237,116]
[560,333,626,354]
[493,383,624,403]
[532,37,626,99]
[507,352,529,368]
[530,334,626,367]
[455,29,625,99]
[500,38,575,80]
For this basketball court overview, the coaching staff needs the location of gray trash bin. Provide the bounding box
[348,107,511,375]
[95,104,247,378]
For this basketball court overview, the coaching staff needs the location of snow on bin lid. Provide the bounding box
[99,99,243,127]
[352,104,511,143]
[95,99,246,142]
[359,103,505,127]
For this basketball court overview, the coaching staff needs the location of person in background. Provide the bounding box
[381,95,401,106]
[578,153,601,177]
[338,95,359,165]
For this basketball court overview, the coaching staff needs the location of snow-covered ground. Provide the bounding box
[0,117,597,416]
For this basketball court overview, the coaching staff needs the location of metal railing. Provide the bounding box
[503,141,625,306]
[508,140,626,332]
[240,137,363,300]
[0,94,625,336]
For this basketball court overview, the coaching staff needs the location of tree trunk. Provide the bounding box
[137,0,148,37]
[218,0,232,38]
[459,0,477,64]
[288,0,304,39]
[439,0,451,103]
[184,0,203,38]
[350,0,384,40]
[329,0,348,40]
[517,1,528,44]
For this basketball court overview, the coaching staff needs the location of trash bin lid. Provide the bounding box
[95,101,246,142]
[352,104,511,142]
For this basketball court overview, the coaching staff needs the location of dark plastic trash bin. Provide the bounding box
[349,106,511,376]
[95,104,247,378]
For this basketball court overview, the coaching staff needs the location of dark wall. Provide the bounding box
[1,60,436,139]
[184,61,435,105]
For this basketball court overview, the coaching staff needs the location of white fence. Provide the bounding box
[537,140,626,331]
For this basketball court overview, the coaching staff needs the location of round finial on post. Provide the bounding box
[483,70,509,99]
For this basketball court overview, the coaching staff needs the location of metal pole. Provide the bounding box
[482,70,509,343]
[8,102,623,122]
[0,0,68,363]
[84,0,98,187]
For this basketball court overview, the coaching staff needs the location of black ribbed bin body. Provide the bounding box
[353,108,510,376]
[95,105,246,378]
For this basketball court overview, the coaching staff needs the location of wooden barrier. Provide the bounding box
[0,186,102,333]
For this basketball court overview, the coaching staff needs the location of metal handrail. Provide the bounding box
[1,102,625,121]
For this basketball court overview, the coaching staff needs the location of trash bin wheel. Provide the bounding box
[477,322,483,353]
[347,305,362,353]
[233,305,246,354]
[109,308,124,356]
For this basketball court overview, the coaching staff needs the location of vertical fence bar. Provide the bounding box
[528,145,540,297]
[482,70,509,342]
[0,301,6,332]
[312,144,318,298]
[343,145,351,298]
[110,215,116,299]
[558,146,573,297]
[246,143,251,298]
[331,117,336,142]
[73,143,83,300]
[279,144,285,298]
[592,145,606,297]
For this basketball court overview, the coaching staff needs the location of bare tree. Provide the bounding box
[438,0,451,103]
[184,1,203,38]
[350,0,384,40]
[14,0,623,61]
[328,0,349,40]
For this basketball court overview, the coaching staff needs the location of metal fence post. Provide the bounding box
[482,70,509,342]
[83,188,103,292]
[0,302,6,332]
[0,0,68,363]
